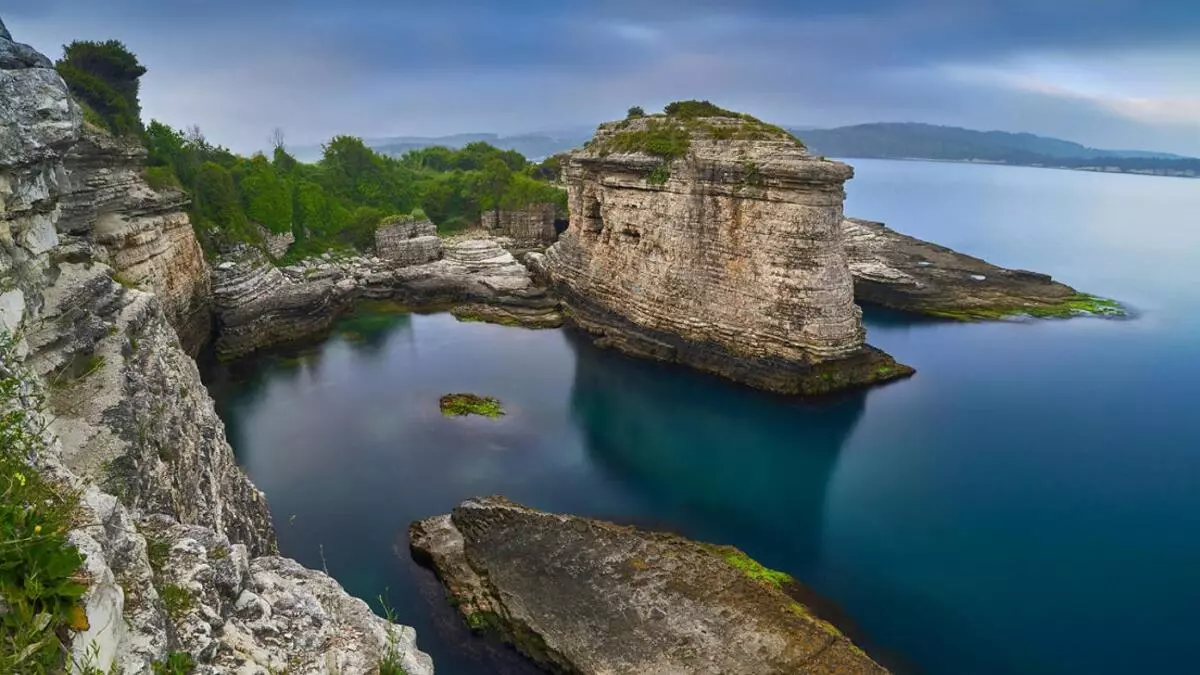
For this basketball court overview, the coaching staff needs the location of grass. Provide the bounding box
[159,583,193,621]
[705,544,794,590]
[378,593,409,675]
[151,651,196,675]
[928,293,1125,321]
[0,331,89,674]
[646,163,671,186]
[439,393,504,418]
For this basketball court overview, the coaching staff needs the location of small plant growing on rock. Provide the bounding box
[647,163,671,186]
[439,393,504,418]
[377,594,409,675]
[151,651,196,675]
[0,332,89,673]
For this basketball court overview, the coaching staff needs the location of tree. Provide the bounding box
[55,40,147,135]
[627,106,645,119]
[479,158,513,216]
[270,127,286,152]
[240,155,293,234]
[194,162,253,242]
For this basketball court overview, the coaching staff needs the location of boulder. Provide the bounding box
[411,496,888,675]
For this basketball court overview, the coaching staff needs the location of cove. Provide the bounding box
[202,159,1200,675]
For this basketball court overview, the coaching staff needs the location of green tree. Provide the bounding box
[194,162,253,242]
[240,155,293,234]
[627,106,646,119]
[55,40,146,135]
[479,158,513,215]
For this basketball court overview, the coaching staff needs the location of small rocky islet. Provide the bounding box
[1,19,1125,674]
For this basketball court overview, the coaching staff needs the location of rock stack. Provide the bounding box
[542,107,912,395]
[374,215,442,265]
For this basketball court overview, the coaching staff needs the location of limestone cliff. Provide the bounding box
[481,203,558,249]
[543,111,911,395]
[212,235,560,358]
[59,125,212,354]
[0,24,432,673]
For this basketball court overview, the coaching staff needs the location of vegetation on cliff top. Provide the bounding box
[55,40,146,137]
[591,100,806,162]
[439,393,505,418]
[926,293,1126,321]
[57,40,566,259]
[0,333,89,674]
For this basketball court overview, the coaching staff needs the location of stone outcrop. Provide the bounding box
[59,125,212,353]
[375,215,443,265]
[543,112,911,395]
[257,224,295,258]
[411,496,886,675]
[842,217,1124,320]
[481,203,557,249]
[0,24,432,674]
[213,234,561,358]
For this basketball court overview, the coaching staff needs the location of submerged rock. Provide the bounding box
[543,108,911,395]
[842,217,1124,320]
[410,496,887,675]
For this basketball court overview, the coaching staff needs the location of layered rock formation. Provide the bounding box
[59,125,212,353]
[842,217,1124,320]
[0,25,432,674]
[213,235,560,358]
[481,203,557,249]
[543,112,911,395]
[411,497,887,675]
[375,215,443,265]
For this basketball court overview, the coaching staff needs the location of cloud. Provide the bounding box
[4,0,1199,155]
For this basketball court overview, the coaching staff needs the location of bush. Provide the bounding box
[626,106,645,119]
[144,166,181,192]
[55,40,146,136]
[0,333,87,674]
[663,99,739,119]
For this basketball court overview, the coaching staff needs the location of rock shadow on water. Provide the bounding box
[564,327,863,564]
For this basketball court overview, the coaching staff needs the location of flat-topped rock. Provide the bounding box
[410,496,887,675]
[544,104,911,395]
[842,217,1124,320]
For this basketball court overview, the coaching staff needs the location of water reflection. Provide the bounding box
[566,331,866,565]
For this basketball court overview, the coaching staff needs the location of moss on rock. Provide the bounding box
[439,393,504,418]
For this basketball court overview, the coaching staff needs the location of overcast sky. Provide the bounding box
[6,1,1199,155]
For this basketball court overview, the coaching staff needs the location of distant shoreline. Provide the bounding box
[829,155,1198,180]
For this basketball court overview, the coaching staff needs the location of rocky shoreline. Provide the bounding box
[843,217,1124,320]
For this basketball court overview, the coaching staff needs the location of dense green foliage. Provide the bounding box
[626,106,645,119]
[145,124,567,255]
[799,123,1200,176]
[55,38,567,258]
[55,40,146,136]
[0,334,87,674]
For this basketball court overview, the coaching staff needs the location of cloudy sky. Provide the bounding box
[6,1,1199,155]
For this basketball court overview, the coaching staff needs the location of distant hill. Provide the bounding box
[795,123,1198,178]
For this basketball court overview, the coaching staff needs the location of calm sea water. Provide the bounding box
[204,160,1200,675]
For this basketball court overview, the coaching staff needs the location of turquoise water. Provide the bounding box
[204,160,1200,675]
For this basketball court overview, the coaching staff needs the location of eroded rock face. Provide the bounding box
[1,25,432,673]
[411,497,887,675]
[481,203,558,249]
[375,215,443,265]
[842,217,1119,319]
[544,115,911,395]
[213,235,561,358]
[60,125,212,353]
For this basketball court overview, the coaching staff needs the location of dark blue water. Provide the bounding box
[204,160,1200,675]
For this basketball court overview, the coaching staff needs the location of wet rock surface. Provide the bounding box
[411,496,888,675]
[843,217,1121,319]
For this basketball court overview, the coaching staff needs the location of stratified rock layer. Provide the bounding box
[411,497,887,675]
[213,236,560,358]
[842,217,1122,319]
[482,203,558,249]
[375,215,443,265]
[1,24,432,674]
[60,125,212,353]
[544,114,911,395]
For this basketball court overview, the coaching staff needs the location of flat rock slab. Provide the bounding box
[843,217,1121,320]
[410,496,887,675]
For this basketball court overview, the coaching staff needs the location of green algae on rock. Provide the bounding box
[843,217,1127,321]
[439,393,504,418]
[409,496,888,674]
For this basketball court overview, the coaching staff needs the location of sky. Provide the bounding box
[5,1,1199,155]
